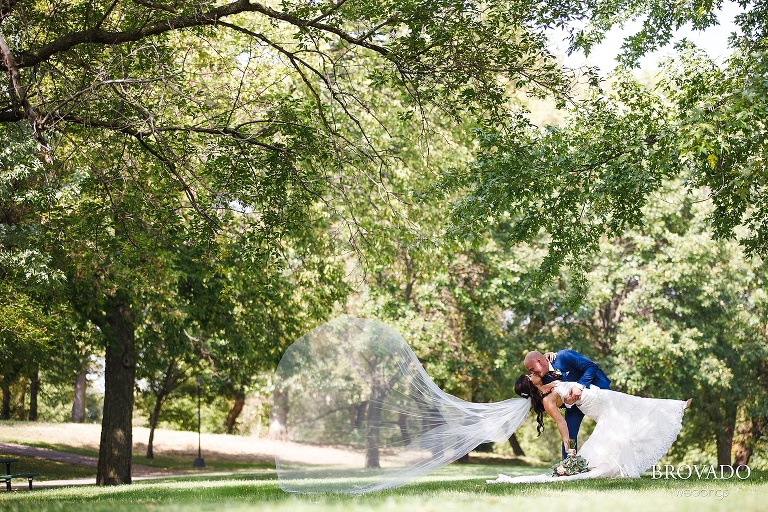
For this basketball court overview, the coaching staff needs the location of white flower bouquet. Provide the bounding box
[550,440,590,477]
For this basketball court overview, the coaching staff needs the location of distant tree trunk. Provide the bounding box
[397,412,411,445]
[425,405,445,456]
[96,297,136,485]
[508,433,525,456]
[365,395,383,469]
[349,401,367,429]
[146,359,183,459]
[716,401,738,467]
[28,370,39,421]
[734,415,767,467]
[146,393,165,459]
[17,380,26,419]
[269,388,289,439]
[224,391,246,434]
[71,372,88,423]
[1,385,10,419]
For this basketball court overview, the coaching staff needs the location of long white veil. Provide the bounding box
[272,316,531,493]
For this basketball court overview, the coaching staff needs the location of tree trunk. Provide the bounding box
[397,412,411,446]
[349,401,367,429]
[269,387,289,439]
[508,433,525,457]
[224,392,246,434]
[96,297,136,485]
[734,415,767,467]
[716,401,738,467]
[28,370,39,421]
[146,393,166,459]
[17,380,26,419]
[425,405,444,456]
[1,385,9,419]
[365,395,383,469]
[147,359,183,459]
[71,372,87,423]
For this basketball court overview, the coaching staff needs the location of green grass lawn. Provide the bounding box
[1,464,765,512]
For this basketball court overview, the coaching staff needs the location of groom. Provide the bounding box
[524,350,611,458]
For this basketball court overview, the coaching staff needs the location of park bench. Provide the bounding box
[0,458,40,491]
[1,472,40,491]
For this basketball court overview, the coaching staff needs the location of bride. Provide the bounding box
[488,373,692,483]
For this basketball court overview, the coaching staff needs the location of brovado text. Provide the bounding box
[651,464,751,480]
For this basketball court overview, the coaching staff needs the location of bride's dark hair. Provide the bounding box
[514,374,546,436]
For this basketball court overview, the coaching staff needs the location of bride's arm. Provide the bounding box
[542,393,571,451]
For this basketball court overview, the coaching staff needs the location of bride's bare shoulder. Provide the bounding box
[540,381,557,393]
[542,388,563,410]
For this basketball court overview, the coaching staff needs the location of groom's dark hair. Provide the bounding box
[515,375,546,436]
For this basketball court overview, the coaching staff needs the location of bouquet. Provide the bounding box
[551,440,590,477]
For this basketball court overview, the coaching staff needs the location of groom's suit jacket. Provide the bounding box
[542,349,611,390]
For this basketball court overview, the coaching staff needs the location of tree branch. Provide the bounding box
[130,0,179,15]
[0,28,51,162]
[64,112,221,232]
[95,0,120,30]
[308,0,348,24]
[13,0,390,69]
[61,114,290,153]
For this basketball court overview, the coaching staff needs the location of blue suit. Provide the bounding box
[542,349,611,458]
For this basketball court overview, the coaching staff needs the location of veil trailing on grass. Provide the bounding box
[272,316,531,494]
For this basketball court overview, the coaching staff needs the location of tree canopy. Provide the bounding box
[446,1,768,275]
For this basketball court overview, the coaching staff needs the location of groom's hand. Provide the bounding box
[565,387,582,404]
[545,352,557,362]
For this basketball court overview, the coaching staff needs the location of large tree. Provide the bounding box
[1,0,583,484]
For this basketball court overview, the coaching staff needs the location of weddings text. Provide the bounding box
[673,488,729,500]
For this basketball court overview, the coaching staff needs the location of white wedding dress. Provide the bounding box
[488,381,688,483]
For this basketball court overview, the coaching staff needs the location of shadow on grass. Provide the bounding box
[0,452,96,481]
[7,442,275,472]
